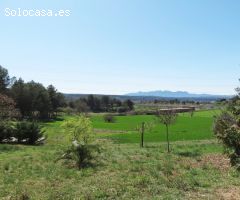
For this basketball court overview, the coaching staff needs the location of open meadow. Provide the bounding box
[1,110,240,199]
[93,110,220,143]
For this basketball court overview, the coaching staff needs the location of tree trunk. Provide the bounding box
[166,125,170,153]
[140,122,145,148]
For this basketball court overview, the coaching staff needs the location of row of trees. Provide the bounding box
[11,79,65,119]
[0,66,135,119]
[68,95,134,113]
[0,66,65,120]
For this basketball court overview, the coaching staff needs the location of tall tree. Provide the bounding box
[0,66,10,93]
[124,99,134,111]
[47,85,65,116]
[11,78,31,117]
[101,96,110,111]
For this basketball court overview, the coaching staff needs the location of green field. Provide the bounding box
[1,110,240,199]
[92,110,220,143]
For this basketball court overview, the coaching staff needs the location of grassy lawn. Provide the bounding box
[1,110,240,199]
[93,110,220,143]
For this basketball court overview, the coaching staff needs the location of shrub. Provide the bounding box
[15,121,45,145]
[62,115,94,144]
[61,115,99,169]
[214,112,240,168]
[103,114,116,123]
[61,143,100,169]
[117,106,128,113]
[0,121,14,142]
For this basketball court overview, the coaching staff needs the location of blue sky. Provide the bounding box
[0,0,239,95]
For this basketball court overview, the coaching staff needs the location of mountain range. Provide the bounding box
[125,90,231,99]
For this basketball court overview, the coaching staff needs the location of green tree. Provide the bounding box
[61,115,98,169]
[0,66,10,93]
[11,78,31,117]
[87,95,101,112]
[62,115,94,143]
[214,83,240,169]
[11,80,51,119]
[101,96,110,111]
[47,85,66,117]
[124,99,134,111]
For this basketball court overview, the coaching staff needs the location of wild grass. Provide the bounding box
[0,110,239,199]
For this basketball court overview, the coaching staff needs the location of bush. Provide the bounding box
[103,114,116,123]
[0,121,14,142]
[60,115,99,169]
[117,106,128,113]
[214,112,240,168]
[0,121,44,145]
[15,121,45,145]
[61,143,100,169]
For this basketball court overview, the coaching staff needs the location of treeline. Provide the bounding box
[0,66,65,120]
[0,66,135,120]
[67,95,134,113]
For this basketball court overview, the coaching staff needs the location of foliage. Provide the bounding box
[103,114,116,123]
[214,84,240,169]
[11,78,65,120]
[74,99,90,114]
[155,109,178,152]
[0,94,20,120]
[155,109,178,126]
[47,85,66,116]
[214,112,240,168]
[62,115,94,144]
[68,95,134,113]
[0,66,66,120]
[0,65,10,93]
[0,121,15,142]
[117,106,128,113]
[0,121,44,145]
[61,115,98,169]
[123,99,134,111]
[60,144,100,169]
[15,121,45,145]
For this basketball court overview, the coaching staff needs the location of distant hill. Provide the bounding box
[125,90,231,99]
[64,91,232,102]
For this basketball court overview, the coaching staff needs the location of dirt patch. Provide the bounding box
[198,154,230,172]
[182,153,231,172]
[216,186,240,200]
